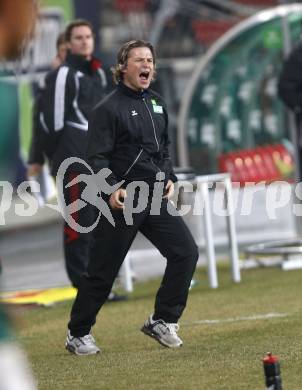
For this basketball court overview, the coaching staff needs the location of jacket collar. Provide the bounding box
[118,82,149,99]
[65,53,95,75]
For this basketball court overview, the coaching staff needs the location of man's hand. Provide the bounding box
[163,180,174,199]
[27,163,43,178]
[109,188,127,210]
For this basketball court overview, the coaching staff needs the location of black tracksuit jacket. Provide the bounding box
[29,53,107,176]
[278,42,302,113]
[86,82,177,189]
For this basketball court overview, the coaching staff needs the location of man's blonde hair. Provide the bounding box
[112,40,156,84]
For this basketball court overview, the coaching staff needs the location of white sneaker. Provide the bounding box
[141,315,183,348]
[65,331,100,355]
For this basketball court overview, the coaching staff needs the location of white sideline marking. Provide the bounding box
[183,312,288,326]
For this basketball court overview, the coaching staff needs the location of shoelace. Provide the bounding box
[154,320,179,336]
[166,323,179,336]
[79,334,95,345]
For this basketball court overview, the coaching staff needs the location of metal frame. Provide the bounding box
[245,238,302,256]
[244,238,302,270]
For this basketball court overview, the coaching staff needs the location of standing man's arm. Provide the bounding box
[161,104,177,198]
[87,105,116,176]
[27,90,45,177]
[87,104,125,208]
[42,67,76,133]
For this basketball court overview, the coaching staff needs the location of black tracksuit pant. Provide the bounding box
[68,197,199,337]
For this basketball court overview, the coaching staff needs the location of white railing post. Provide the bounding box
[196,173,240,288]
[120,253,133,293]
[199,179,219,289]
[224,176,241,283]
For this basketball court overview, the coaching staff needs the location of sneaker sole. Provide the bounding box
[140,326,182,348]
[65,343,100,356]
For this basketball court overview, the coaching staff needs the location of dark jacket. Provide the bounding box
[28,53,107,176]
[87,82,177,187]
[278,42,302,113]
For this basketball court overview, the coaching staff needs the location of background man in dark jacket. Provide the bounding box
[278,41,302,179]
[27,19,107,288]
[28,32,68,173]
[66,40,199,355]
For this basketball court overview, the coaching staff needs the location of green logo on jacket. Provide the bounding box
[151,99,163,114]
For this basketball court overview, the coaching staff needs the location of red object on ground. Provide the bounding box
[263,352,283,390]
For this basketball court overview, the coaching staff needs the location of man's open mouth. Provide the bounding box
[139,71,150,81]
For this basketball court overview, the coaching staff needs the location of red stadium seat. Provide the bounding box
[114,0,148,13]
[218,144,294,185]
[191,20,237,45]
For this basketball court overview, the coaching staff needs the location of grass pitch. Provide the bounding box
[14,264,302,389]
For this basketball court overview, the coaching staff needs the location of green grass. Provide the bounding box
[13,265,302,389]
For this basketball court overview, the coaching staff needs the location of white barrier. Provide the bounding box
[195,173,241,288]
[120,173,241,291]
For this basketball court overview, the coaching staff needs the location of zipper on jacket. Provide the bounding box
[143,98,159,151]
[123,148,144,176]
[143,97,164,176]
